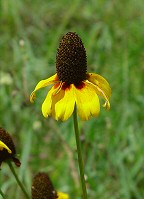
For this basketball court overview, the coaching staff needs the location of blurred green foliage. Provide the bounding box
[0,0,144,198]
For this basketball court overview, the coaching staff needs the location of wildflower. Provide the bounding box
[0,127,21,168]
[31,172,69,199]
[30,32,111,121]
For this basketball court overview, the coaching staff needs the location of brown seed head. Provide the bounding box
[0,127,16,164]
[56,32,87,85]
[0,127,21,168]
[32,172,58,199]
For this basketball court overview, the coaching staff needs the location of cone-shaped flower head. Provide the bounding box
[56,32,87,85]
[31,172,69,199]
[30,32,112,121]
[0,127,21,168]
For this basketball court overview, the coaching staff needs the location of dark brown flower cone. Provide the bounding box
[32,172,58,199]
[56,32,87,85]
[0,127,21,168]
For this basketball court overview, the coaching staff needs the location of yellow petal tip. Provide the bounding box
[30,92,36,103]
[103,101,111,110]
[0,141,12,154]
[8,148,12,154]
[57,192,70,199]
[42,113,49,118]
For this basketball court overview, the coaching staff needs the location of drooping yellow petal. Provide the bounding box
[87,73,111,110]
[74,82,100,120]
[51,84,76,121]
[0,140,12,154]
[87,73,112,98]
[30,73,58,103]
[42,84,60,118]
[57,192,70,199]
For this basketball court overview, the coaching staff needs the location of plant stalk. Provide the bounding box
[0,188,7,199]
[73,105,88,199]
[7,161,30,199]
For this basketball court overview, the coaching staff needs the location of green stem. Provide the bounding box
[7,161,30,199]
[73,105,88,199]
[0,188,7,199]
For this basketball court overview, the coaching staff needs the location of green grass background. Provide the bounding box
[0,0,144,198]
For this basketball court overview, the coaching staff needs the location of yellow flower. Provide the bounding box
[30,32,111,121]
[32,172,70,199]
[0,127,21,168]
